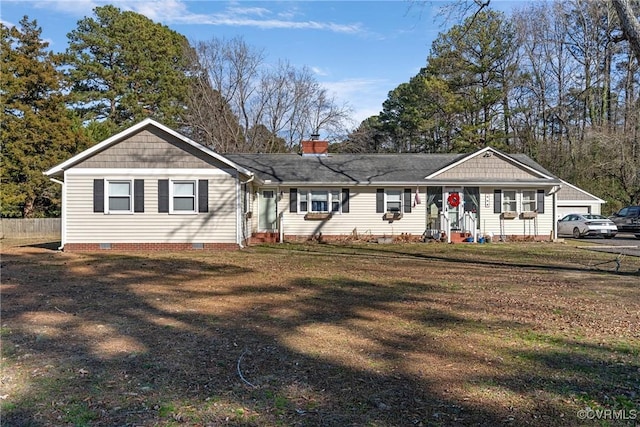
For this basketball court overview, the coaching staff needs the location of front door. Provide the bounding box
[258,189,277,231]
[445,187,463,230]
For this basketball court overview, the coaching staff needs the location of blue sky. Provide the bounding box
[1,0,521,127]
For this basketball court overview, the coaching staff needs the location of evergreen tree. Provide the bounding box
[1,17,88,218]
[376,10,518,153]
[64,5,193,130]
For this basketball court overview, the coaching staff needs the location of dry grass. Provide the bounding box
[1,239,639,426]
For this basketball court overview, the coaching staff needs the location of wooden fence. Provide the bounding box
[1,218,61,238]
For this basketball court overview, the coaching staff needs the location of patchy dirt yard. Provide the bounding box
[1,239,639,426]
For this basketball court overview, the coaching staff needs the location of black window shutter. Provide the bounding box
[404,188,412,213]
[158,180,169,213]
[341,188,350,213]
[537,189,545,213]
[134,179,144,213]
[93,179,104,213]
[376,189,384,213]
[494,190,501,213]
[290,188,297,213]
[198,180,209,213]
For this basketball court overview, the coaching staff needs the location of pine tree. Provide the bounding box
[1,17,88,218]
[64,5,193,130]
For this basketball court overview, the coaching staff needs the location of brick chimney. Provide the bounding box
[301,134,329,156]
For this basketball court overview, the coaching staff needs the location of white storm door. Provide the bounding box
[444,187,463,230]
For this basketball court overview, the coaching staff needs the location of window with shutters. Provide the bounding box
[502,190,517,213]
[106,180,132,214]
[386,190,402,213]
[297,189,342,213]
[171,180,196,213]
[377,188,412,214]
[521,190,536,212]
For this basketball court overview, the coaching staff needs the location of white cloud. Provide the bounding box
[129,0,192,23]
[226,6,271,17]
[5,0,367,35]
[311,66,329,77]
[123,1,364,34]
[321,78,389,125]
[30,0,101,16]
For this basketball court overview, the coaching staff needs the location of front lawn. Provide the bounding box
[1,240,638,426]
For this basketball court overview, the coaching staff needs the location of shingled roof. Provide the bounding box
[225,153,461,184]
[225,151,559,185]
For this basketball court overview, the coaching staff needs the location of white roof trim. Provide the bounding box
[44,118,254,177]
[424,147,554,180]
[558,179,605,203]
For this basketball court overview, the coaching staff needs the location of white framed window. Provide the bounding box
[331,190,341,212]
[311,190,329,212]
[298,189,342,213]
[106,180,132,213]
[386,190,402,213]
[171,180,197,213]
[299,191,308,212]
[521,190,536,212]
[502,190,517,212]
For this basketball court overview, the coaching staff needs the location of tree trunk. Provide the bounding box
[612,0,640,63]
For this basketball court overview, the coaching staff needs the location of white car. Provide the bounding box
[557,214,617,239]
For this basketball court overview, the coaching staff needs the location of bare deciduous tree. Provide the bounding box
[183,36,352,153]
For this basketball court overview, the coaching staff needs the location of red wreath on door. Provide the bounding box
[447,193,460,207]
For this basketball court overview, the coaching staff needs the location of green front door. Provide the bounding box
[258,189,277,231]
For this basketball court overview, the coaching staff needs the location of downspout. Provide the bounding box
[276,186,284,244]
[49,177,65,250]
[547,184,562,240]
[238,174,256,248]
[279,210,284,244]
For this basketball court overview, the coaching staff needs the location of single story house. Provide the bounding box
[44,118,603,251]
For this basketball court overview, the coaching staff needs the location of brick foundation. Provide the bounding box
[250,233,550,244]
[277,233,424,244]
[63,242,241,252]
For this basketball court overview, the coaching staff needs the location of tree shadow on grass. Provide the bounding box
[264,242,640,277]
[1,247,638,426]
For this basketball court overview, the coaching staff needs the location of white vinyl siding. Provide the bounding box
[278,186,556,239]
[65,171,238,243]
[479,187,554,237]
[282,187,424,236]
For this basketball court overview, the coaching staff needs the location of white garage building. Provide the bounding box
[556,180,605,218]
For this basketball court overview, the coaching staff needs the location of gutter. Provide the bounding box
[273,180,562,187]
